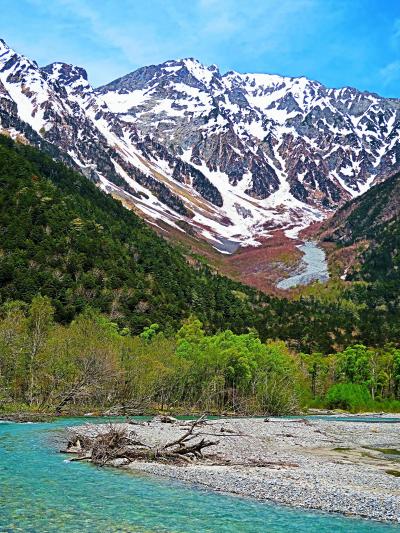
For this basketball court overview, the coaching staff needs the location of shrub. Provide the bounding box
[325,383,371,411]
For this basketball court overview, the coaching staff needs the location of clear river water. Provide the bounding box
[0,417,399,532]
[277,241,329,290]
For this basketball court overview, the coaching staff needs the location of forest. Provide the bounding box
[1,296,400,415]
[1,135,400,414]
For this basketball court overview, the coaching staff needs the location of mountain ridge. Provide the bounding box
[0,133,266,334]
[318,168,400,282]
[1,133,386,353]
[1,38,400,254]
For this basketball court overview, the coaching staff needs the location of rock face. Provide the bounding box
[98,59,400,205]
[1,39,400,250]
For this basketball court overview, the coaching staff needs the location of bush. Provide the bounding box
[325,383,371,411]
[374,399,400,413]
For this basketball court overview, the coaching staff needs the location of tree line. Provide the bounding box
[3,133,400,356]
[1,296,399,415]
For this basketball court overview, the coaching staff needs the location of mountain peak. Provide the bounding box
[42,62,89,87]
[178,57,219,85]
[97,57,220,94]
[0,38,13,55]
[1,41,400,253]
[0,38,39,72]
[157,57,220,84]
[0,38,16,60]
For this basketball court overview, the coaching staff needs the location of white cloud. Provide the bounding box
[15,0,400,96]
[46,0,324,67]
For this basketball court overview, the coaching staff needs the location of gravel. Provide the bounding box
[69,417,400,523]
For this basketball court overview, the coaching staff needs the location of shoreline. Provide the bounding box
[2,408,400,423]
[65,417,400,523]
[130,463,397,525]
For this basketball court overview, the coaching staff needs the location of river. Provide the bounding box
[277,241,329,290]
[0,417,398,532]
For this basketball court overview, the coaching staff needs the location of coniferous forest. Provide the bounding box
[1,134,400,414]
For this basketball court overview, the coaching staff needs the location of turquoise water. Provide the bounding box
[297,415,400,424]
[0,418,399,532]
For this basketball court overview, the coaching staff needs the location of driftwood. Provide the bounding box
[63,416,219,466]
[209,458,299,468]
[264,418,313,426]
[62,418,303,472]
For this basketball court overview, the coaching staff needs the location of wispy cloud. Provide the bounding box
[43,0,166,64]
[392,18,400,46]
[28,0,324,65]
[378,16,400,91]
[380,61,400,86]
[3,0,400,96]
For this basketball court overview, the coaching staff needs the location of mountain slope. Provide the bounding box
[1,39,400,253]
[0,134,263,333]
[0,40,235,251]
[319,169,400,282]
[98,58,400,209]
[4,135,400,350]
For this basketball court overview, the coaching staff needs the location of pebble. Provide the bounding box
[69,416,400,523]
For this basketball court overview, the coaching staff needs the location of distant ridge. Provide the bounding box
[1,38,400,251]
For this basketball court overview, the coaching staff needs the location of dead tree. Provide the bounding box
[63,415,219,466]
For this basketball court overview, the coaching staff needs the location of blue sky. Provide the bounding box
[1,0,400,96]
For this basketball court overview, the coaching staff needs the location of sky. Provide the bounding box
[1,0,400,97]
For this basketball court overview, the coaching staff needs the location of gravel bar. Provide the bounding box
[68,417,400,523]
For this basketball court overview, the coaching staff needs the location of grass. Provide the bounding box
[363,447,400,456]
[386,470,400,477]
[305,397,400,414]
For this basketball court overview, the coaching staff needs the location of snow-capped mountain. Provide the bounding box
[98,58,400,204]
[1,39,400,252]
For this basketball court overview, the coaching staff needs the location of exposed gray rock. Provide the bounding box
[2,39,400,247]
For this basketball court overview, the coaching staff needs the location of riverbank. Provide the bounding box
[66,417,400,523]
[277,241,329,289]
[3,406,400,422]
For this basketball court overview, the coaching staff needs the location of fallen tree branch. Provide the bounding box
[64,415,219,466]
[164,415,206,449]
[210,459,299,468]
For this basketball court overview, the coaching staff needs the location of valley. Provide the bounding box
[1,38,400,261]
[2,0,400,530]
